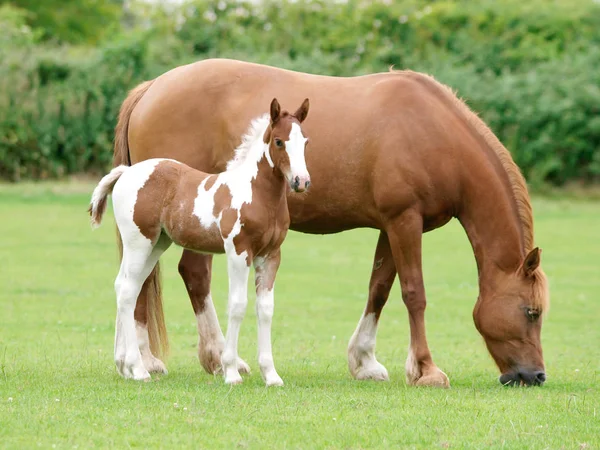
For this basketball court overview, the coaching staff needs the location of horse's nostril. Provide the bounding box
[305,180,311,188]
[294,176,300,184]
[535,371,546,383]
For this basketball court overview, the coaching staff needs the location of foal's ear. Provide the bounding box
[294,98,310,123]
[521,247,542,277]
[270,98,281,123]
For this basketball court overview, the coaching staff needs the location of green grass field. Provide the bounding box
[0,182,598,449]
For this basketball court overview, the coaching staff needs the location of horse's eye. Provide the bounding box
[274,139,283,148]
[526,308,540,321]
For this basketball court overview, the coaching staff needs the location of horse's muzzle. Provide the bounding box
[499,369,546,387]
[291,175,311,193]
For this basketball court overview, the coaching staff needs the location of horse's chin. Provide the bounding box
[499,370,546,387]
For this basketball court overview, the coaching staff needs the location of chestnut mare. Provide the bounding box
[115,59,550,387]
[91,99,311,385]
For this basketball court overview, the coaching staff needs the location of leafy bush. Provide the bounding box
[1,0,599,184]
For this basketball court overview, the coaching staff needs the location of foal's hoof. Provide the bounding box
[264,373,284,387]
[116,359,151,382]
[411,369,450,388]
[237,357,251,375]
[224,372,243,385]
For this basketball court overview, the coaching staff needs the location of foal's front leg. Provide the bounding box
[254,250,284,387]
[221,250,251,385]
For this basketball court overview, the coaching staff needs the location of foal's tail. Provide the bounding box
[89,165,128,228]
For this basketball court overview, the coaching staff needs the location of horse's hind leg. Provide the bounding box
[178,250,251,374]
[254,250,283,387]
[348,231,395,381]
[115,234,171,380]
[386,212,449,388]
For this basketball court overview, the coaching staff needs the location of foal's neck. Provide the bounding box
[252,153,288,204]
[458,163,527,292]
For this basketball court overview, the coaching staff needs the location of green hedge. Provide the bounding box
[1,0,599,184]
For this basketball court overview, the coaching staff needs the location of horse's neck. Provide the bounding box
[458,164,526,289]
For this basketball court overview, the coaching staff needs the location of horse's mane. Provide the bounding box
[226,114,270,171]
[395,70,548,311]
[396,70,535,253]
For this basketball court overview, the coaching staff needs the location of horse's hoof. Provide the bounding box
[199,346,224,375]
[354,361,389,381]
[412,369,450,388]
[143,356,168,374]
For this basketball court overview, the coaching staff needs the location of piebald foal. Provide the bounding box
[89,98,311,385]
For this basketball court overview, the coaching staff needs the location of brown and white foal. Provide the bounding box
[89,98,310,385]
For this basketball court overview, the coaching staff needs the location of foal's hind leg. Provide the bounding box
[115,234,171,380]
[348,231,395,381]
[254,250,283,387]
[178,250,251,375]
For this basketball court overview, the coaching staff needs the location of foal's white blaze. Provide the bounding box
[347,312,389,381]
[285,123,310,186]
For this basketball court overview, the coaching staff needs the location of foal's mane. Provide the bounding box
[396,70,535,253]
[226,114,271,171]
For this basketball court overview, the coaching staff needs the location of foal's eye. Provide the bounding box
[525,308,540,321]
[274,138,283,148]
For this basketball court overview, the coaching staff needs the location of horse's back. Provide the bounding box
[127,59,480,232]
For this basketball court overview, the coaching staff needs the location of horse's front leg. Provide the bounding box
[254,249,284,387]
[221,249,251,385]
[387,211,450,387]
[178,250,251,375]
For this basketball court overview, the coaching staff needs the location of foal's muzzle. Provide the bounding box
[290,175,311,193]
[499,369,546,387]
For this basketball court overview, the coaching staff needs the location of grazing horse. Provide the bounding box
[90,98,311,385]
[115,59,550,387]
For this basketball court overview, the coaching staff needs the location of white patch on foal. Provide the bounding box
[347,312,389,381]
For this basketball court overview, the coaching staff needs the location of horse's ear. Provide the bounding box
[294,98,310,123]
[521,247,541,277]
[270,98,281,123]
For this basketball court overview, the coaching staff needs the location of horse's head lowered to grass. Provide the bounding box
[473,247,549,386]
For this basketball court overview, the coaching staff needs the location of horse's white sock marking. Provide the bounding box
[221,250,250,385]
[196,293,225,373]
[405,346,421,384]
[136,321,167,374]
[348,312,389,381]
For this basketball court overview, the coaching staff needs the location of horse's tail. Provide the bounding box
[89,165,128,228]
[113,79,169,359]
